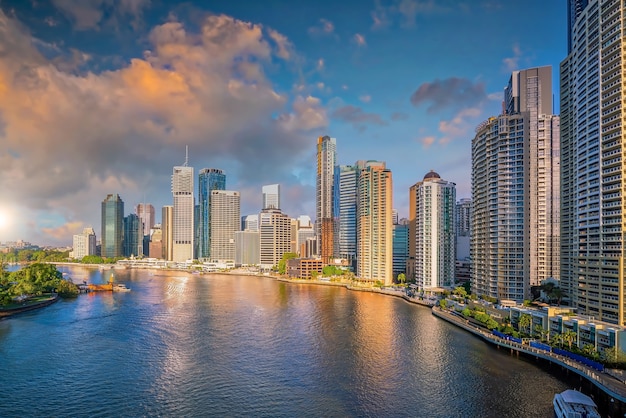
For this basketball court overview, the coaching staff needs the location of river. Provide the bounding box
[0,265,589,417]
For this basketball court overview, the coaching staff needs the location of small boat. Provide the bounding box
[112,284,131,292]
[553,389,600,418]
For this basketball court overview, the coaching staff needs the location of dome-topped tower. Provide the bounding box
[423,170,440,180]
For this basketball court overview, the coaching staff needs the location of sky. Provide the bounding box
[0,0,567,246]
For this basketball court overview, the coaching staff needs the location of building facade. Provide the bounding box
[162,206,173,261]
[198,168,226,260]
[172,163,194,262]
[209,190,240,261]
[262,184,280,210]
[455,198,472,261]
[135,203,155,237]
[101,194,124,258]
[408,171,456,290]
[392,220,409,280]
[123,213,142,257]
[561,0,625,325]
[235,231,260,266]
[71,227,96,260]
[334,162,363,266]
[356,161,393,285]
[259,208,292,269]
[316,135,336,263]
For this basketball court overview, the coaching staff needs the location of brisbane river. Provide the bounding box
[0,266,586,417]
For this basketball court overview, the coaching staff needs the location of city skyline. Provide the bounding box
[0,1,567,245]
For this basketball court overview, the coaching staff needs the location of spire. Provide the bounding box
[184,145,189,167]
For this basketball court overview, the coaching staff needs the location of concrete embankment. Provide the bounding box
[432,306,626,406]
[0,295,59,318]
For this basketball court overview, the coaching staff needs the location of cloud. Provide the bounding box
[391,111,409,121]
[317,58,324,70]
[410,77,487,113]
[418,106,486,149]
[0,11,327,245]
[359,94,371,103]
[41,221,85,240]
[420,136,436,148]
[51,0,151,31]
[502,43,522,72]
[267,28,293,60]
[308,18,335,36]
[371,0,446,30]
[353,33,366,47]
[331,105,387,130]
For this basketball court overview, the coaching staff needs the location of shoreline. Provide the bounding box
[0,295,59,319]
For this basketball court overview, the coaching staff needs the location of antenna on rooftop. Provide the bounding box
[184,145,189,167]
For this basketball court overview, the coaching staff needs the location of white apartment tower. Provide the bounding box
[172,153,194,262]
[409,171,456,290]
[472,67,560,302]
[71,227,96,260]
[259,208,292,269]
[209,190,240,261]
[561,0,625,325]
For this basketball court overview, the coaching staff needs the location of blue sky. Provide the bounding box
[0,0,566,245]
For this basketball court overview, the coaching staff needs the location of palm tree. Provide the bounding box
[552,333,562,348]
[518,313,532,336]
[562,330,577,351]
[534,325,546,341]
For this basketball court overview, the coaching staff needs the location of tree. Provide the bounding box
[517,314,532,336]
[277,252,298,275]
[534,325,549,342]
[439,299,447,309]
[453,286,468,299]
[486,318,499,330]
[310,270,319,280]
[562,330,577,351]
[461,307,471,317]
[397,273,406,285]
[582,344,599,360]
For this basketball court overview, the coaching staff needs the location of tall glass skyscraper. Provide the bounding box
[262,184,280,210]
[333,162,365,267]
[172,158,194,262]
[316,135,336,263]
[561,0,625,325]
[123,213,142,257]
[197,168,226,260]
[101,194,124,258]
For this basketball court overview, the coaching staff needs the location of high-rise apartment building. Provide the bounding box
[296,215,315,257]
[71,227,96,260]
[333,162,364,266]
[357,161,393,285]
[561,0,624,324]
[172,158,194,262]
[408,171,456,290]
[149,225,163,259]
[455,198,472,261]
[123,213,142,257]
[472,67,560,302]
[262,184,280,210]
[162,206,173,261]
[316,135,336,263]
[135,203,155,236]
[101,194,124,258]
[392,220,409,280]
[209,190,240,261]
[198,168,226,259]
[259,208,292,269]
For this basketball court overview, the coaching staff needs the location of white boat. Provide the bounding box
[112,283,131,292]
[553,389,600,418]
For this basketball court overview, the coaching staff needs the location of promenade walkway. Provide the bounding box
[432,307,626,403]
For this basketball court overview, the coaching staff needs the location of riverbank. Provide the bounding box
[432,306,626,409]
[0,294,59,318]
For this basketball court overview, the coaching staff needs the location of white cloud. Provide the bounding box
[502,43,522,72]
[353,33,366,47]
[359,94,372,103]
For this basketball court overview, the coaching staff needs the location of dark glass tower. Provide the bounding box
[101,194,124,258]
[197,168,226,259]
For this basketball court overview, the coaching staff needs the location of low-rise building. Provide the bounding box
[287,258,323,279]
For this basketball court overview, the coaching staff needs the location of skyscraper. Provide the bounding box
[316,135,336,263]
[472,67,560,302]
[259,208,292,270]
[135,203,155,236]
[334,162,364,266]
[392,220,409,280]
[455,198,472,261]
[262,184,280,210]
[198,168,226,260]
[71,227,96,260]
[123,213,142,257]
[408,171,456,290]
[101,194,124,258]
[561,0,623,324]
[172,155,194,262]
[162,206,173,261]
[209,190,240,261]
[357,161,393,285]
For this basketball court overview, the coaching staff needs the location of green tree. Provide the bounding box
[534,325,550,342]
[439,299,447,309]
[582,344,599,360]
[453,286,468,299]
[517,314,532,336]
[562,330,577,351]
[461,307,471,317]
[277,252,298,275]
[552,333,563,348]
[82,255,105,264]
[310,270,319,280]
[397,273,406,285]
[486,318,499,330]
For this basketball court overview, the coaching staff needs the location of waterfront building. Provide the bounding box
[316,135,337,263]
[234,231,260,266]
[560,0,625,325]
[259,208,292,270]
[296,216,315,257]
[334,162,364,267]
[123,213,142,257]
[135,203,155,236]
[455,198,472,261]
[198,168,226,260]
[244,214,259,232]
[71,227,96,260]
[209,190,240,262]
[408,171,456,290]
[101,194,124,258]
[172,156,194,262]
[162,206,173,261]
[262,184,280,210]
[149,225,163,259]
[392,219,409,280]
[472,67,560,302]
[357,161,393,285]
[287,258,323,279]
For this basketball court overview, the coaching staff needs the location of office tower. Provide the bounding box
[198,168,226,259]
[408,171,456,290]
[123,213,142,257]
[316,135,337,262]
[334,162,364,266]
[392,209,399,225]
[296,216,315,256]
[455,198,472,261]
[472,66,560,302]
[101,194,124,258]
[71,227,96,260]
[209,190,240,261]
[244,214,259,232]
[392,220,409,280]
[172,154,194,262]
[162,206,174,261]
[561,0,623,324]
[357,161,393,285]
[290,218,298,253]
[235,231,260,265]
[149,225,163,259]
[262,184,280,210]
[259,208,292,269]
[135,203,155,236]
